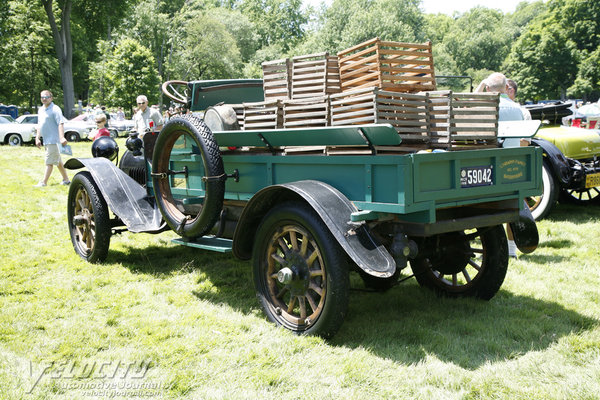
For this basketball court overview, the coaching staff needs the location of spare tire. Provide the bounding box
[152,115,224,239]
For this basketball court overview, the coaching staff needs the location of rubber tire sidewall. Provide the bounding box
[252,202,350,338]
[410,225,508,300]
[530,160,558,220]
[152,115,224,239]
[67,171,111,263]
[7,133,22,146]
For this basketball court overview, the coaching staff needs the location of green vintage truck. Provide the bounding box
[65,79,542,338]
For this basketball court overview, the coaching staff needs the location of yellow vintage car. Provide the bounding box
[528,124,600,219]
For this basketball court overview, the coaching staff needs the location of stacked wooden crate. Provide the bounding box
[426,91,499,150]
[337,37,436,94]
[290,52,341,99]
[262,58,291,100]
[330,87,429,152]
[242,100,283,130]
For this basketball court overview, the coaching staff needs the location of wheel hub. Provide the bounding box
[279,252,310,296]
[432,234,472,275]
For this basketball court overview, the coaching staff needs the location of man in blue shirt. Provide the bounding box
[34,90,70,187]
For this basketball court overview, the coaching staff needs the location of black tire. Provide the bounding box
[526,160,558,220]
[108,128,118,138]
[7,133,22,146]
[66,131,80,142]
[152,115,224,239]
[410,225,508,300]
[67,171,111,262]
[253,202,350,338]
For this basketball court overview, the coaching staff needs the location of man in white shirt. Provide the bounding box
[133,95,163,136]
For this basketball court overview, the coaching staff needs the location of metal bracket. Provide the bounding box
[151,165,188,179]
[357,128,376,155]
[257,133,275,154]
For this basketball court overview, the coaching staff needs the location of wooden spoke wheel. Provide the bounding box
[67,172,111,262]
[253,202,349,338]
[410,225,508,300]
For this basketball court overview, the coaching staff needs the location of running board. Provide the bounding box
[172,236,233,253]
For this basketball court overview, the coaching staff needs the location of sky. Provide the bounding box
[303,0,534,15]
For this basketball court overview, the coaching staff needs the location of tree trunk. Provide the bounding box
[41,0,75,119]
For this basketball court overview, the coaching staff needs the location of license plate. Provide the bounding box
[461,165,494,188]
[585,172,600,188]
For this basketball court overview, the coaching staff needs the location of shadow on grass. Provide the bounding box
[110,243,596,370]
[334,278,598,370]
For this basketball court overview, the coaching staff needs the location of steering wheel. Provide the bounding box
[162,80,189,104]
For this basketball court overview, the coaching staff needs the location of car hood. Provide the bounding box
[535,126,600,160]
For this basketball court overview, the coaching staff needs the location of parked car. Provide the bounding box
[109,113,135,136]
[0,114,37,146]
[13,114,93,142]
[527,124,600,219]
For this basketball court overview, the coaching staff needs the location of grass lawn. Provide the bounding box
[1,140,599,399]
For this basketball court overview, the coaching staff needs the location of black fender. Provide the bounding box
[531,137,572,186]
[509,200,539,253]
[232,180,396,278]
[65,157,163,233]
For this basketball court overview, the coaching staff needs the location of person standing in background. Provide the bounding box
[133,95,163,137]
[34,90,70,187]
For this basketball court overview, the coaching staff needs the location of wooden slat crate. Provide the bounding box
[330,86,430,151]
[243,100,283,130]
[283,95,330,128]
[262,58,291,100]
[337,37,436,93]
[291,52,341,99]
[426,91,499,151]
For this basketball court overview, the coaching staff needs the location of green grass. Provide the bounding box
[1,141,599,399]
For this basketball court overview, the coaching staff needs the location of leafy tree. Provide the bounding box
[568,48,600,101]
[101,39,161,114]
[300,0,424,54]
[504,23,578,101]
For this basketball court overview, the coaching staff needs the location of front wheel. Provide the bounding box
[67,171,111,262]
[526,160,558,220]
[253,202,349,338]
[7,133,23,146]
[559,186,600,205]
[410,225,508,300]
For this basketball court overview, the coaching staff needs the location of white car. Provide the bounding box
[12,114,93,143]
[0,114,37,146]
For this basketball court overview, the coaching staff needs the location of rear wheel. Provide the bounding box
[67,172,111,262]
[253,202,349,338]
[410,225,508,300]
[526,161,558,220]
[7,133,22,146]
[66,131,80,142]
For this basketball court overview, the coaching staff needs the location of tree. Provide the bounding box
[568,48,600,101]
[101,39,161,114]
[300,0,424,54]
[504,23,578,101]
[40,0,76,118]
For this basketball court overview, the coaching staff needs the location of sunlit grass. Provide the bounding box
[0,141,599,399]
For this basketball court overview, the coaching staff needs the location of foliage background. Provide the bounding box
[2,0,600,116]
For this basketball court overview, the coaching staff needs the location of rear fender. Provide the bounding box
[232,180,396,278]
[65,157,163,233]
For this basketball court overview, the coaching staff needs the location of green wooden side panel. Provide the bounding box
[189,79,264,111]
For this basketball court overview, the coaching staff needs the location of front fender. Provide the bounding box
[65,157,162,233]
[531,137,572,186]
[232,180,396,278]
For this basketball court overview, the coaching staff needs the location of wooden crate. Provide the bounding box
[243,100,283,130]
[290,52,341,99]
[262,58,291,100]
[426,91,499,151]
[337,37,436,93]
[330,87,430,151]
[283,95,330,128]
